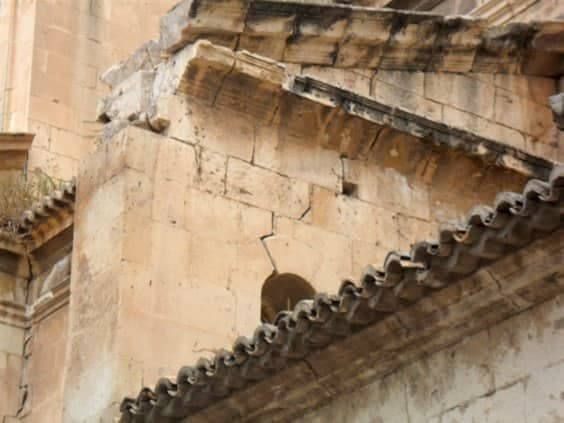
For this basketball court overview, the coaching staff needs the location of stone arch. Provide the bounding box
[260,272,316,323]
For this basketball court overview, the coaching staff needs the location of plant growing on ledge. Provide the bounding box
[0,168,64,237]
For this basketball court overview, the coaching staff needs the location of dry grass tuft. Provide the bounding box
[0,168,64,236]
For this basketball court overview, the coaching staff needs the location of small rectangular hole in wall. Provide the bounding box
[342,181,358,198]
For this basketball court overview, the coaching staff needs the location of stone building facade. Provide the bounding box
[0,0,563,422]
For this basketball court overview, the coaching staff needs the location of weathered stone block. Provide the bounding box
[184,187,272,242]
[50,126,96,161]
[374,70,425,96]
[424,73,494,119]
[351,240,389,275]
[150,221,190,286]
[494,88,554,139]
[488,294,564,388]
[296,372,409,423]
[371,79,442,121]
[29,95,78,133]
[403,330,495,421]
[525,360,564,422]
[27,147,78,181]
[117,307,234,370]
[226,158,309,219]
[442,105,526,151]
[159,0,247,53]
[397,214,435,251]
[439,381,527,423]
[105,126,161,179]
[254,125,342,192]
[154,95,255,161]
[153,278,237,335]
[97,70,156,122]
[343,160,431,221]
[264,217,353,293]
[195,147,228,195]
[155,136,198,186]
[310,186,398,246]
[494,74,556,105]
[301,66,372,97]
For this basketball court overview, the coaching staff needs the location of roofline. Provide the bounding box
[120,166,564,422]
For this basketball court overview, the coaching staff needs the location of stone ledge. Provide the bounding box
[104,40,555,178]
[158,0,564,76]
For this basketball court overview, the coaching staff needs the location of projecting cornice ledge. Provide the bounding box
[159,0,564,76]
[98,40,555,180]
[287,75,555,179]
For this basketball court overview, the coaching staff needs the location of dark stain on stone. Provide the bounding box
[427,17,472,71]
[554,317,564,330]
[188,0,201,18]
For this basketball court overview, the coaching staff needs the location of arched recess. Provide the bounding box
[260,272,316,323]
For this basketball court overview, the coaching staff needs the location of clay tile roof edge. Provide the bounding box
[119,165,564,423]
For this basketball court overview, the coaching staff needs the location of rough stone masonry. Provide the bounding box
[0,0,562,422]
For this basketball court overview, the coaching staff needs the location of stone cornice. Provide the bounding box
[137,41,553,178]
[158,0,564,76]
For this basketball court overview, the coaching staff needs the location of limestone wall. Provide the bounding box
[0,314,24,421]
[296,293,564,422]
[0,258,28,421]
[64,85,529,418]
[299,67,560,164]
[0,249,71,423]
[20,306,69,423]
[0,1,14,126]
[0,0,35,133]
[2,0,178,180]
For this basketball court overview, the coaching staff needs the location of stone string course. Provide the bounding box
[64,1,564,421]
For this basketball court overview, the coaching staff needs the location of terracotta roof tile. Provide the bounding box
[15,183,76,246]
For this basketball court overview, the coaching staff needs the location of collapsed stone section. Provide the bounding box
[97,40,554,178]
[159,0,564,76]
[101,41,163,91]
